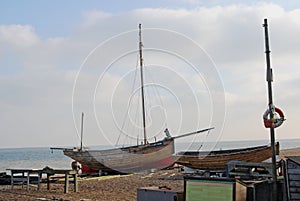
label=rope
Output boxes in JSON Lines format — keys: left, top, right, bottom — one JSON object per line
{"left": 116, "top": 53, "right": 148, "bottom": 146}
{"left": 144, "top": 64, "right": 168, "bottom": 129}
{"left": 196, "top": 129, "right": 211, "bottom": 151}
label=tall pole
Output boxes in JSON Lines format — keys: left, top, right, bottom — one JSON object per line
{"left": 139, "top": 24, "right": 148, "bottom": 145}
{"left": 263, "top": 18, "right": 278, "bottom": 201}
{"left": 80, "top": 112, "right": 84, "bottom": 150}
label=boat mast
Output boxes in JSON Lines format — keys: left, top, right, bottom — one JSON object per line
{"left": 80, "top": 112, "right": 84, "bottom": 150}
{"left": 139, "top": 24, "right": 148, "bottom": 145}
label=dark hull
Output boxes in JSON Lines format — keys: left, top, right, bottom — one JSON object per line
{"left": 174, "top": 142, "right": 279, "bottom": 170}
{"left": 64, "top": 139, "right": 175, "bottom": 174}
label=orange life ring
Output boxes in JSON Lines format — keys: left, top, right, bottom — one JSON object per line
{"left": 263, "top": 106, "right": 285, "bottom": 128}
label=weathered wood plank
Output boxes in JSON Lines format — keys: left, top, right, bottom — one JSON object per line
{"left": 290, "top": 192, "right": 300, "bottom": 199}
{"left": 288, "top": 169, "right": 300, "bottom": 174}
{"left": 289, "top": 174, "right": 300, "bottom": 181}
{"left": 289, "top": 181, "right": 300, "bottom": 187}
{"left": 289, "top": 188, "right": 300, "bottom": 193}
{"left": 11, "top": 178, "right": 27, "bottom": 182}
{"left": 285, "top": 158, "right": 300, "bottom": 201}
{"left": 288, "top": 161, "right": 299, "bottom": 169}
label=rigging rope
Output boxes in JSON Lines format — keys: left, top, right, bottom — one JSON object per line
{"left": 116, "top": 54, "right": 140, "bottom": 146}
{"left": 143, "top": 61, "right": 168, "bottom": 136}
{"left": 197, "top": 129, "right": 211, "bottom": 151}
{"left": 116, "top": 53, "right": 145, "bottom": 145}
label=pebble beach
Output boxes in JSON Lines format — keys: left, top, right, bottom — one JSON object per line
{"left": 0, "top": 168, "right": 183, "bottom": 201}
{"left": 0, "top": 147, "right": 299, "bottom": 201}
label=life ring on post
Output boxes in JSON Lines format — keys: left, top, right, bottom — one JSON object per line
{"left": 263, "top": 106, "right": 285, "bottom": 128}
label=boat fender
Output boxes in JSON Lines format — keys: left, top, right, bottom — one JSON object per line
{"left": 263, "top": 106, "right": 285, "bottom": 128}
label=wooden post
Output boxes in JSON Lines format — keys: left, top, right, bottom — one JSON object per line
{"left": 22, "top": 172, "right": 24, "bottom": 189}
{"left": 37, "top": 172, "right": 41, "bottom": 191}
{"left": 64, "top": 172, "right": 69, "bottom": 193}
{"left": 26, "top": 172, "right": 30, "bottom": 191}
{"left": 74, "top": 173, "right": 78, "bottom": 192}
{"left": 47, "top": 174, "right": 51, "bottom": 190}
{"left": 10, "top": 171, "right": 13, "bottom": 190}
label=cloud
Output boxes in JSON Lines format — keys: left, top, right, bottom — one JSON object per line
{"left": 81, "top": 10, "right": 113, "bottom": 28}
{"left": 0, "top": 25, "right": 39, "bottom": 47}
{"left": 1, "top": 3, "right": 299, "bottom": 147}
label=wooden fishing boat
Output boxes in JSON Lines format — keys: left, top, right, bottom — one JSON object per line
{"left": 63, "top": 138, "right": 174, "bottom": 174}
{"left": 62, "top": 128, "right": 212, "bottom": 174}
{"left": 55, "top": 24, "right": 213, "bottom": 174}
{"left": 174, "top": 142, "right": 279, "bottom": 170}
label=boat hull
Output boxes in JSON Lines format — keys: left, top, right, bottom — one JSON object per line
{"left": 174, "top": 142, "right": 279, "bottom": 170}
{"left": 64, "top": 139, "right": 175, "bottom": 174}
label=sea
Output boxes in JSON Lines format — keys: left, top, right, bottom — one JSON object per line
{"left": 1, "top": 138, "right": 300, "bottom": 173}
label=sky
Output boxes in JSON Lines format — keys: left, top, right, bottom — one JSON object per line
{"left": 0, "top": 0, "right": 300, "bottom": 148}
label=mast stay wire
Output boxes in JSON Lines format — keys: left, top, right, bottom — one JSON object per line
{"left": 143, "top": 59, "right": 168, "bottom": 139}
{"left": 116, "top": 54, "right": 140, "bottom": 146}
